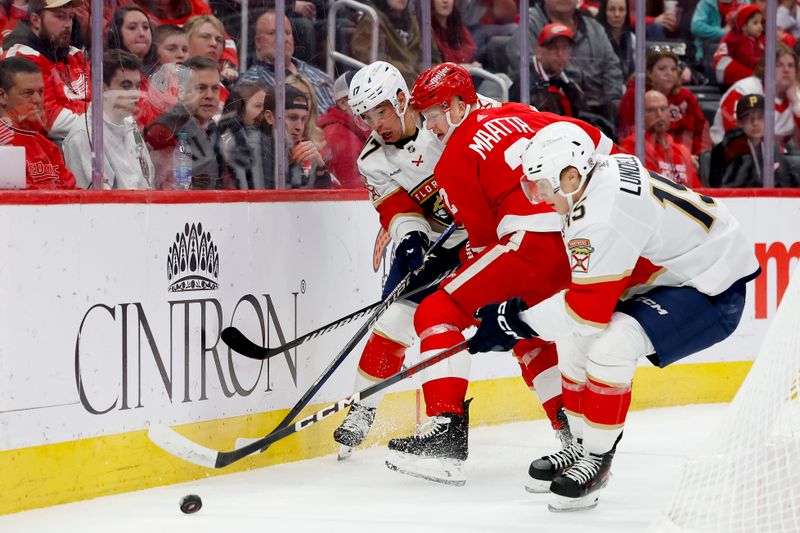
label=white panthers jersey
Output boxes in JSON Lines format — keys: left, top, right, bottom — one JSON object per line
{"left": 357, "top": 96, "right": 499, "bottom": 247}
{"left": 525, "top": 153, "right": 760, "bottom": 339}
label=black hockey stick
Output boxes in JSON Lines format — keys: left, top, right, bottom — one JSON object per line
{"left": 148, "top": 340, "right": 468, "bottom": 468}
{"left": 149, "top": 224, "right": 456, "bottom": 465}
{"left": 221, "top": 268, "right": 454, "bottom": 361}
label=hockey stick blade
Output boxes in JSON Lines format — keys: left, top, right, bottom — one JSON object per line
{"left": 148, "top": 340, "right": 468, "bottom": 469}
{"left": 223, "top": 228, "right": 458, "bottom": 361}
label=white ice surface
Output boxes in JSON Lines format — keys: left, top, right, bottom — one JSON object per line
{"left": 0, "top": 403, "right": 724, "bottom": 533}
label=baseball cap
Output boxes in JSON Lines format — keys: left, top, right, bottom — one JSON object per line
{"left": 29, "top": 0, "right": 81, "bottom": 15}
{"left": 736, "top": 93, "right": 765, "bottom": 120}
{"left": 285, "top": 85, "right": 310, "bottom": 111}
{"left": 538, "top": 23, "right": 575, "bottom": 47}
{"left": 333, "top": 70, "right": 356, "bottom": 101}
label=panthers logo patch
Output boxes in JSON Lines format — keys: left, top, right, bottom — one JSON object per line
{"left": 568, "top": 238, "right": 594, "bottom": 273}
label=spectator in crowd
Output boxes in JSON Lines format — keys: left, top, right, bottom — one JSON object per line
{"left": 1, "top": 0, "right": 89, "bottom": 140}
{"left": 218, "top": 82, "right": 273, "bottom": 189}
{"left": 240, "top": 10, "right": 334, "bottom": 113}
{"left": 153, "top": 24, "right": 188, "bottom": 66}
{"left": 131, "top": 0, "right": 239, "bottom": 71}
{"left": 506, "top": 0, "right": 623, "bottom": 119}
{"left": 621, "top": 90, "right": 700, "bottom": 187}
{"left": 183, "top": 14, "right": 237, "bottom": 83}
{"left": 512, "top": 23, "right": 585, "bottom": 116}
{"left": 710, "top": 93, "right": 800, "bottom": 187}
{"left": 262, "top": 84, "right": 331, "bottom": 189}
{"left": 351, "top": 0, "right": 441, "bottom": 85}
{"left": 596, "top": 0, "right": 634, "bottom": 81}
{"left": 286, "top": 72, "right": 324, "bottom": 149}
{"left": 619, "top": 50, "right": 709, "bottom": 155}
{"left": 690, "top": 0, "right": 742, "bottom": 62}
{"left": 144, "top": 56, "right": 225, "bottom": 189}
{"left": 0, "top": 1, "right": 30, "bottom": 46}
{"left": 62, "top": 50, "right": 154, "bottom": 189}
{"left": 107, "top": 6, "right": 159, "bottom": 75}
{"left": 460, "top": 0, "right": 518, "bottom": 50}
{"left": 432, "top": 0, "right": 479, "bottom": 66}
{"left": 712, "top": 4, "right": 764, "bottom": 86}
{"left": 643, "top": 0, "right": 679, "bottom": 39}
{"left": 778, "top": 0, "right": 800, "bottom": 40}
{"left": 712, "top": 43, "right": 800, "bottom": 146}
{"left": 0, "top": 56, "right": 76, "bottom": 189}
{"left": 317, "top": 70, "right": 368, "bottom": 188}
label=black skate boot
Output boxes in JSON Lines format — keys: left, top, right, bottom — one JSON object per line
{"left": 385, "top": 399, "right": 471, "bottom": 486}
{"left": 333, "top": 403, "right": 376, "bottom": 460}
{"left": 548, "top": 434, "right": 622, "bottom": 512}
{"left": 525, "top": 408, "right": 580, "bottom": 494}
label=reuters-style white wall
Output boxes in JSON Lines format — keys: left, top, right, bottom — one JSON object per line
{"left": 0, "top": 189, "right": 797, "bottom": 514}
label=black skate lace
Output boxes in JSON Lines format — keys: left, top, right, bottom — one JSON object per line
{"left": 565, "top": 454, "right": 603, "bottom": 485}
{"left": 547, "top": 441, "right": 584, "bottom": 469}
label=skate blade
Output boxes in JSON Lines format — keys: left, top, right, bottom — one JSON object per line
{"left": 337, "top": 445, "right": 353, "bottom": 461}
{"left": 524, "top": 478, "right": 552, "bottom": 494}
{"left": 548, "top": 493, "right": 600, "bottom": 512}
{"left": 385, "top": 451, "right": 466, "bottom": 487}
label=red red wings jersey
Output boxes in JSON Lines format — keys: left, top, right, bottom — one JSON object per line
{"left": 522, "top": 153, "right": 759, "bottom": 339}
{"left": 357, "top": 96, "right": 498, "bottom": 246}
{"left": 434, "top": 104, "right": 614, "bottom": 248}
{"left": 0, "top": 119, "right": 76, "bottom": 189}
{"left": 1, "top": 44, "right": 90, "bottom": 139}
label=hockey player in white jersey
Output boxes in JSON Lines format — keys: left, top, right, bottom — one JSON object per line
{"left": 332, "top": 61, "right": 472, "bottom": 459}
{"left": 466, "top": 122, "right": 761, "bottom": 511}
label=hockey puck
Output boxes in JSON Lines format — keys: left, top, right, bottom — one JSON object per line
{"left": 179, "top": 494, "right": 202, "bottom": 514}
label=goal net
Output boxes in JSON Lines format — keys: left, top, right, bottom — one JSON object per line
{"left": 650, "top": 265, "right": 800, "bottom": 533}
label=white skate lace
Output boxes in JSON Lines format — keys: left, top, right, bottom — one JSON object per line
{"left": 564, "top": 454, "right": 603, "bottom": 485}
{"left": 547, "top": 441, "right": 585, "bottom": 469}
{"left": 340, "top": 404, "right": 374, "bottom": 434}
{"left": 413, "top": 416, "right": 450, "bottom": 439}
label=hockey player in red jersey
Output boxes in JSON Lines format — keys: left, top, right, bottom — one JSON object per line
{"left": 331, "top": 61, "right": 474, "bottom": 460}
{"left": 383, "top": 63, "right": 614, "bottom": 486}
{"left": 467, "top": 122, "right": 760, "bottom": 511}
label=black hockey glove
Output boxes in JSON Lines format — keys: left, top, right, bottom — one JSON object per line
{"left": 382, "top": 231, "right": 431, "bottom": 299}
{"left": 467, "top": 297, "right": 537, "bottom": 354}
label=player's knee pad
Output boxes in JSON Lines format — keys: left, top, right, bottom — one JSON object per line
{"left": 358, "top": 333, "right": 407, "bottom": 380}
{"left": 373, "top": 299, "right": 417, "bottom": 347}
{"left": 414, "top": 290, "right": 472, "bottom": 334}
{"left": 556, "top": 335, "right": 591, "bottom": 384}
{"left": 585, "top": 312, "right": 654, "bottom": 385}
{"left": 514, "top": 340, "right": 561, "bottom": 403}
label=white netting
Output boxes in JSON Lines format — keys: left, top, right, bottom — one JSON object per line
{"left": 650, "top": 265, "right": 800, "bottom": 533}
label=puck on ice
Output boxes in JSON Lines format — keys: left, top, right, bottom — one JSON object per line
{"left": 179, "top": 494, "right": 202, "bottom": 514}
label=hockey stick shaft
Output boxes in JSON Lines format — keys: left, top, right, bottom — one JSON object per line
{"left": 254, "top": 223, "right": 456, "bottom": 445}
{"left": 222, "top": 267, "right": 455, "bottom": 361}
{"left": 148, "top": 340, "right": 469, "bottom": 468}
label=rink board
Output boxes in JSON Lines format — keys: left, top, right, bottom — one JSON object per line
{"left": 0, "top": 189, "right": 797, "bottom": 515}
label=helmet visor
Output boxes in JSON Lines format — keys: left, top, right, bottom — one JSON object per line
{"left": 521, "top": 177, "right": 556, "bottom": 205}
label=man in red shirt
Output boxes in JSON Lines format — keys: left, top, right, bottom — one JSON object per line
{"left": 384, "top": 63, "right": 613, "bottom": 487}
{"left": 1, "top": 0, "right": 90, "bottom": 140}
{"left": 0, "top": 56, "right": 76, "bottom": 189}
{"left": 621, "top": 90, "right": 701, "bottom": 188}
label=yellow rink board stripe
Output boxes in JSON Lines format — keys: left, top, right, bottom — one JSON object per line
{"left": 0, "top": 360, "right": 753, "bottom": 515}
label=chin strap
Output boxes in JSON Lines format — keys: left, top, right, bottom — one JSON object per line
{"left": 440, "top": 103, "right": 472, "bottom": 145}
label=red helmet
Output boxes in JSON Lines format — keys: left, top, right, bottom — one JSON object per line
{"left": 410, "top": 63, "right": 478, "bottom": 113}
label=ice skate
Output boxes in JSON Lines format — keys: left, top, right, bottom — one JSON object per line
{"left": 333, "top": 403, "right": 376, "bottom": 460}
{"left": 548, "top": 448, "right": 615, "bottom": 512}
{"left": 524, "top": 408, "right": 579, "bottom": 494}
{"left": 385, "top": 399, "right": 471, "bottom": 486}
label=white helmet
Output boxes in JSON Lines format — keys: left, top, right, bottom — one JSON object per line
{"left": 521, "top": 122, "right": 597, "bottom": 203}
{"left": 348, "top": 61, "right": 409, "bottom": 117}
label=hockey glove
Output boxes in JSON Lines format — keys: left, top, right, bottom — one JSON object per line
{"left": 382, "top": 231, "right": 431, "bottom": 299}
{"left": 467, "top": 297, "right": 537, "bottom": 354}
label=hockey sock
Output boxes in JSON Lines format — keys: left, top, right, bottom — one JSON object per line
{"left": 354, "top": 333, "right": 407, "bottom": 408}
{"left": 582, "top": 375, "right": 632, "bottom": 454}
{"left": 561, "top": 374, "right": 585, "bottom": 440}
{"left": 514, "top": 340, "right": 563, "bottom": 429}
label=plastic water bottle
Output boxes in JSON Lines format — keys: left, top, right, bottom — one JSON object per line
{"left": 173, "top": 132, "right": 192, "bottom": 190}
